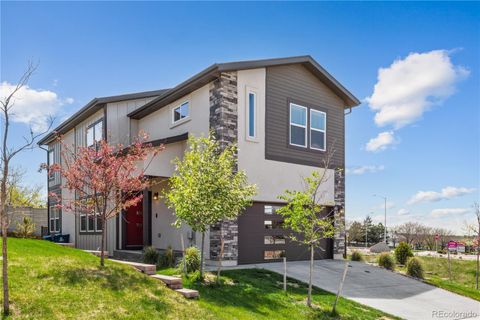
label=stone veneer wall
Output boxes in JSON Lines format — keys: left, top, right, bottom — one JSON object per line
{"left": 208, "top": 71, "right": 239, "bottom": 262}
{"left": 333, "top": 169, "right": 346, "bottom": 258}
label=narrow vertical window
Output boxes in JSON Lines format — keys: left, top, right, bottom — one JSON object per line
{"left": 247, "top": 92, "right": 256, "bottom": 139}
{"left": 289, "top": 103, "right": 307, "bottom": 147}
{"left": 310, "top": 110, "right": 326, "bottom": 151}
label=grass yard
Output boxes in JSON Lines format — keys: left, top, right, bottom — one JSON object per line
{"left": 350, "top": 252, "right": 480, "bottom": 301}
{"left": 2, "top": 238, "right": 396, "bottom": 319}
{"left": 158, "top": 268, "right": 398, "bottom": 320}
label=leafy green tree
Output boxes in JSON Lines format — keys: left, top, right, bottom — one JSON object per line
{"left": 277, "top": 167, "right": 339, "bottom": 308}
{"left": 347, "top": 221, "right": 363, "bottom": 244}
{"left": 14, "top": 216, "right": 35, "bottom": 238}
{"left": 165, "top": 134, "right": 256, "bottom": 278}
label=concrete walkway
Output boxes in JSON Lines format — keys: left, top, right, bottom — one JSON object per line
{"left": 218, "top": 260, "right": 480, "bottom": 320}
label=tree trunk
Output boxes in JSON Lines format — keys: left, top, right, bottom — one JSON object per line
{"left": 307, "top": 244, "right": 314, "bottom": 307}
{"left": 200, "top": 232, "right": 205, "bottom": 279}
{"left": 476, "top": 244, "right": 479, "bottom": 290}
{"left": 332, "top": 258, "right": 349, "bottom": 314}
{"left": 1, "top": 213, "right": 9, "bottom": 316}
{"left": 100, "top": 217, "right": 106, "bottom": 267}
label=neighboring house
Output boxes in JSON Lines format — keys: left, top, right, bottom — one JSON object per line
{"left": 38, "top": 56, "right": 360, "bottom": 265}
{"left": 7, "top": 206, "right": 48, "bottom": 237}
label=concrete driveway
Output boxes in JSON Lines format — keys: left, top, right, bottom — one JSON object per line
{"left": 249, "top": 260, "right": 479, "bottom": 320}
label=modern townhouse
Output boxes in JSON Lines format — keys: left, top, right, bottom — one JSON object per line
{"left": 39, "top": 56, "right": 360, "bottom": 265}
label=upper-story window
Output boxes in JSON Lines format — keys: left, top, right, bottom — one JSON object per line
{"left": 289, "top": 103, "right": 327, "bottom": 151}
{"left": 86, "top": 119, "right": 104, "bottom": 148}
{"left": 310, "top": 109, "right": 326, "bottom": 151}
{"left": 48, "top": 147, "right": 56, "bottom": 181}
{"left": 247, "top": 91, "right": 257, "bottom": 140}
{"left": 289, "top": 103, "right": 307, "bottom": 147}
{"left": 172, "top": 101, "right": 190, "bottom": 124}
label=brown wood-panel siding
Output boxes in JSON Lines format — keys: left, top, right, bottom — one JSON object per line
{"left": 238, "top": 202, "right": 333, "bottom": 264}
{"left": 265, "top": 64, "right": 345, "bottom": 168}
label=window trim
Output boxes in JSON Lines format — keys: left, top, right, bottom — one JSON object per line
{"left": 171, "top": 100, "right": 190, "bottom": 126}
{"left": 49, "top": 205, "right": 60, "bottom": 233}
{"left": 86, "top": 118, "right": 104, "bottom": 148}
{"left": 289, "top": 103, "right": 308, "bottom": 148}
{"left": 246, "top": 88, "right": 258, "bottom": 142}
{"left": 309, "top": 109, "right": 327, "bottom": 151}
{"left": 80, "top": 213, "right": 87, "bottom": 232}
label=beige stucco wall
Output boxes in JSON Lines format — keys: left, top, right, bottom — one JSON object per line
{"left": 143, "top": 141, "right": 187, "bottom": 178}
{"left": 150, "top": 182, "right": 208, "bottom": 253}
{"left": 237, "top": 68, "right": 335, "bottom": 204}
{"left": 137, "top": 85, "right": 210, "bottom": 141}
{"left": 61, "top": 129, "right": 76, "bottom": 243}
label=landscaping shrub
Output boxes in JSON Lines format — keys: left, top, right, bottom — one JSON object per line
{"left": 350, "top": 250, "right": 364, "bottom": 261}
{"left": 159, "top": 246, "right": 175, "bottom": 268}
{"left": 178, "top": 246, "right": 201, "bottom": 273}
{"left": 143, "top": 246, "right": 160, "bottom": 265}
{"left": 378, "top": 253, "right": 395, "bottom": 270}
{"left": 395, "top": 242, "right": 413, "bottom": 265}
{"left": 406, "top": 257, "right": 424, "bottom": 279}
{"left": 15, "top": 216, "right": 36, "bottom": 238}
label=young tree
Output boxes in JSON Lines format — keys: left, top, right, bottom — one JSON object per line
{"left": 277, "top": 152, "right": 340, "bottom": 308}
{"left": 469, "top": 202, "right": 480, "bottom": 290}
{"left": 347, "top": 221, "right": 363, "bottom": 245}
{"left": 48, "top": 133, "right": 162, "bottom": 267}
{"left": 0, "top": 62, "right": 51, "bottom": 316}
{"left": 165, "top": 134, "right": 256, "bottom": 278}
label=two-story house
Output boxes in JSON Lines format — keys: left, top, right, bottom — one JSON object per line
{"left": 39, "top": 56, "right": 360, "bottom": 265}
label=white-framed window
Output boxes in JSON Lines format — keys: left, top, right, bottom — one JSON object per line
{"left": 49, "top": 206, "right": 60, "bottom": 233}
{"left": 310, "top": 109, "right": 326, "bottom": 151}
{"left": 80, "top": 212, "right": 102, "bottom": 233}
{"left": 246, "top": 90, "right": 257, "bottom": 140}
{"left": 86, "top": 119, "right": 104, "bottom": 148}
{"left": 48, "top": 148, "right": 55, "bottom": 180}
{"left": 289, "top": 103, "right": 307, "bottom": 147}
{"left": 172, "top": 101, "right": 190, "bottom": 124}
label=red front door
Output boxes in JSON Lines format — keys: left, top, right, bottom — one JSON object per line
{"left": 125, "top": 201, "right": 143, "bottom": 247}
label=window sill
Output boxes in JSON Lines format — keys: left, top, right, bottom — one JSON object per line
{"left": 170, "top": 117, "right": 191, "bottom": 129}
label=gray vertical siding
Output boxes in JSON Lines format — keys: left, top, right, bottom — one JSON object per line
{"left": 48, "top": 140, "right": 61, "bottom": 188}
{"left": 265, "top": 64, "right": 345, "bottom": 168}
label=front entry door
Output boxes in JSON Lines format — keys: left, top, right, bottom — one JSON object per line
{"left": 125, "top": 201, "right": 143, "bottom": 247}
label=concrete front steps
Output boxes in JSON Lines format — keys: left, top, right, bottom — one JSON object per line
{"left": 150, "top": 274, "right": 199, "bottom": 299}
{"left": 109, "top": 259, "right": 156, "bottom": 275}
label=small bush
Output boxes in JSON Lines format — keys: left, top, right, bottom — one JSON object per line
{"left": 378, "top": 253, "right": 395, "bottom": 270}
{"left": 350, "top": 250, "right": 364, "bottom": 261}
{"left": 15, "top": 216, "right": 36, "bottom": 238}
{"left": 406, "top": 257, "right": 424, "bottom": 279}
{"left": 395, "top": 242, "right": 413, "bottom": 265}
{"left": 143, "top": 246, "right": 160, "bottom": 265}
{"left": 178, "top": 246, "right": 201, "bottom": 273}
{"left": 159, "top": 246, "right": 175, "bottom": 268}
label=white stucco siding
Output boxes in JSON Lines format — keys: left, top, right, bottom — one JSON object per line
{"left": 150, "top": 182, "right": 208, "bottom": 253}
{"left": 137, "top": 85, "right": 210, "bottom": 141}
{"left": 237, "top": 68, "right": 335, "bottom": 204}
{"left": 143, "top": 141, "right": 186, "bottom": 178}
{"left": 60, "top": 129, "right": 76, "bottom": 243}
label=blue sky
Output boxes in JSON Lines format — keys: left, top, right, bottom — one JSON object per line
{"left": 1, "top": 2, "right": 479, "bottom": 234}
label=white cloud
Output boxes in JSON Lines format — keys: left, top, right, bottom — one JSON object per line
{"left": 366, "top": 49, "right": 469, "bottom": 129}
{"left": 365, "top": 131, "right": 397, "bottom": 152}
{"left": 397, "top": 208, "right": 410, "bottom": 216}
{"left": 408, "top": 186, "right": 476, "bottom": 204}
{"left": 431, "top": 208, "right": 470, "bottom": 218}
{"left": 346, "top": 165, "right": 385, "bottom": 175}
{"left": 0, "top": 82, "right": 73, "bottom": 132}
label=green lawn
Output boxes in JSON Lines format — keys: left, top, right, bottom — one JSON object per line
{"left": 158, "top": 268, "right": 397, "bottom": 320}
{"left": 350, "top": 252, "right": 480, "bottom": 301}
{"left": 2, "top": 238, "right": 396, "bottom": 319}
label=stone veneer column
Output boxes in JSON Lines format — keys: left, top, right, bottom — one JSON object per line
{"left": 333, "top": 169, "right": 346, "bottom": 258}
{"left": 208, "top": 71, "right": 239, "bottom": 264}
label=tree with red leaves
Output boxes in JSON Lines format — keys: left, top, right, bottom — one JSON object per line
{"left": 47, "top": 132, "right": 163, "bottom": 267}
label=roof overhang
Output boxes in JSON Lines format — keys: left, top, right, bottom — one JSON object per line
{"left": 128, "top": 55, "right": 361, "bottom": 119}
